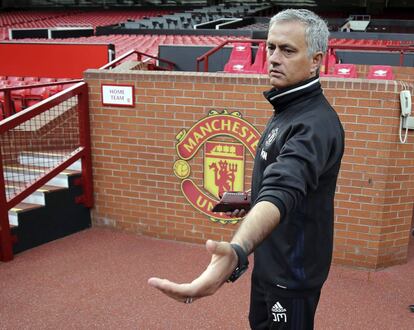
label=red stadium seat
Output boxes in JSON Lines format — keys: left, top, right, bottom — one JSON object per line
{"left": 39, "top": 77, "right": 57, "bottom": 83}
{"left": 25, "top": 86, "right": 50, "bottom": 108}
{"left": 7, "top": 76, "right": 23, "bottom": 83}
{"left": 10, "top": 81, "right": 27, "bottom": 113}
{"left": 333, "top": 63, "right": 358, "bottom": 78}
{"left": 367, "top": 65, "right": 395, "bottom": 80}
{"left": 245, "top": 42, "right": 266, "bottom": 74}
{"left": 39, "top": 77, "right": 62, "bottom": 94}
{"left": 24, "top": 76, "right": 39, "bottom": 83}
{"left": 0, "top": 91, "right": 4, "bottom": 120}
{"left": 224, "top": 42, "right": 252, "bottom": 73}
{"left": 50, "top": 78, "right": 73, "bottom": 94}
{"left": 320, "top": 49, "right": 337, "bottom": 74}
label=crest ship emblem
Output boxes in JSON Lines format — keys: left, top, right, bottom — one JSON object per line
{"left": 173, "top": 110, "right": 260, "bottom": 224}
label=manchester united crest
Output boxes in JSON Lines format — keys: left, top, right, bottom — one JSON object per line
{"left": 173, "top": 109, "right": 260, "bottom": 224}
{"left": 204, "top": 141, "right": 244, "bottom": 198}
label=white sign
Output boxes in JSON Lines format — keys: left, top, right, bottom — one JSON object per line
{"left": 101, "top": 84, "right": 134, "bottom": 107}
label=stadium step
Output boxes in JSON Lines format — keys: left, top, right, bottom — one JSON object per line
{"left": 3, "top": 164, "right": 81, "bottom": 188}
{"left": 6, "top": 184, "right": 67, "bottom": 226}
{"left": 8, "top": 202, "right": 43, "bottom": 227}
{"left": 6, "top": 180, "right": 67, "bottom": 205}
{"left": 3, "top": 151, "right": 90, "bottom": 254}
{"left": 18, "top": 151, "right": 82, "bottom": 171}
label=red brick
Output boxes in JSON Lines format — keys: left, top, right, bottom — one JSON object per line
{"left": 85, "top": 70, "right": 414, "bottom": 269}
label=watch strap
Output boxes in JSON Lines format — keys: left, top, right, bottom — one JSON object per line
{"left": 227, "top": 243, "right": 249, "bottom": 283}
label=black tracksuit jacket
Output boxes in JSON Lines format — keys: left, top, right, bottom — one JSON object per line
{"left": 251, "top": 76, "right": 344, "bottom": 294}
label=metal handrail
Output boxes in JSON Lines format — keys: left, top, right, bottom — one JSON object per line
{"left": 196, "top": 38, "right": 266, "bottom": 73}
{"left": 99, "top": 49, "right": 176, "bottom": 71}
{"left": 0, "top": 82, "right": 93, "bottom": 261}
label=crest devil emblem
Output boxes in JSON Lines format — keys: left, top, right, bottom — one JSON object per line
{"left": 173, "top": 109, "right": 260, "bottom": 224}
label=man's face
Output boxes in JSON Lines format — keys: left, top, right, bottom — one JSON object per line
{"left": 266, "top": 21, "right": 321, "bottom": 89}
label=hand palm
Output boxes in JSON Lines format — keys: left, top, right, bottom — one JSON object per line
{"left": 148, "top": 240, "right": 237, "bottom": 303}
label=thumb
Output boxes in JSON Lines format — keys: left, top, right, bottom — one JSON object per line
{"left": 205, "top": 240, "right": 232, "bottom": 257}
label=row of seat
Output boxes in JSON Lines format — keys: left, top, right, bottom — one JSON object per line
{"left": 0, "top": 10, "right": 80, "bottom": 27}
{"left": 133, "top": 4, "right": 268, "bottom": 30}
{"left": 0, "top": 9, "right": 176, "bottom": 41}
{"left": 329, "top": 38, "right": 414, "bottom": 46}
{"left": 0, "top": 77, "right": 75, "bottom": 118}
{"left": 0, "top": 9, "right": 173, "bottom": 28}
{"left": 9, "top": 34, "right": 238, "bottom": 58}
{"left": 222, "top": 42, "right": 397, "bottom": 80}
{"left": 7, "top": 10, "right": 176, "bottom": 31}
{"left": 321, "top": 64, "right": 395, "bottom": 80}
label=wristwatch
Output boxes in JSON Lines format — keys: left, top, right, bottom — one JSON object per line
{"left": 227, "top": 243, "right": 249, "bottom": 283}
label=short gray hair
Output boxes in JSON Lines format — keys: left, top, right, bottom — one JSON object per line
{"left": 269, "top": 9, "right": 329, "bottom": 58}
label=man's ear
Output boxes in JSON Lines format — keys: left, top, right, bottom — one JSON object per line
{"left": 311, "top": 52, "right": 324, "bottom": 74}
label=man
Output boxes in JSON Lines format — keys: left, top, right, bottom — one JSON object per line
{"left": 148, "top": 9, "right": 344, "bottom": 329}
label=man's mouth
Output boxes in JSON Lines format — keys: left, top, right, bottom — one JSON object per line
{"left": 270, "top": 70, "right": 283, "bottom": 76}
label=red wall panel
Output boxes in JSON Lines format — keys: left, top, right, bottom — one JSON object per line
{"left": 0, "top": 42, "right": 111, "bottom": 78}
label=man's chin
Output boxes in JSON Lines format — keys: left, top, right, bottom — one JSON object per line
{"left": 269, "top": 77, "right": 288, "bottom": 89}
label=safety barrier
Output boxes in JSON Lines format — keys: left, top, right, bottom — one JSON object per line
{"left": 99, "top": 49, "right": 176, "bottom": 71}
{"left": 0, "top": 82, "right": 93, "bottom": 261}
{"left": 196, "top": 38, "right": 265, "bottom": 73}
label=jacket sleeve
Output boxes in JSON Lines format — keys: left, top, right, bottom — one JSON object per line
{"left": 255, "top": 116, "right": 338, "bottom": 221}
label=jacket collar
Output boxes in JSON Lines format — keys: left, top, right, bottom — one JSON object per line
{"left": 263, "top": 76, "right": 321, "bottom": 113}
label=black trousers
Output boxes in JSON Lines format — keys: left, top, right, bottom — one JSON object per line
{"left": 249, "top": 278, "right": 321, "bottom": 330}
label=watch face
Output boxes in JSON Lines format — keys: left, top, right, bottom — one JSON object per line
{"left": 228, "top": 265, "right": 248, "bottom": 283}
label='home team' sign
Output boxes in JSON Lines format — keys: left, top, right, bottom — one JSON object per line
{"left": 101, "top": 84, "right": 134, "bottom": 107}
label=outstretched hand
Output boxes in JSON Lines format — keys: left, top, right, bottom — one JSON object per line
{"left": 147, "top": 240, "right": 237, "bottom": 304}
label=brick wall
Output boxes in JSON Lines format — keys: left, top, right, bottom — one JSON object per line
{"left": 84, "top": 69, "right": 414, "bottom": 270}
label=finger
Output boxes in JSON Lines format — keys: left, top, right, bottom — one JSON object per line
{"left": 147, "top": 277, "right": 166, "bottom": 289}
{"left": 235, "top": 209, "right": 246, "bottom": 217}
{"left": 148, "top": 277, "right": 190, "bottom": 294}
{"left": 225, "top": 209, "right": 246, "bottom": 218}
{"left": 225, "top": 209, "right": 241, "bottom": 218}
{"left": 231, "top": 209, "right": 240, "bottom": 217}
{"left": 148, "top": 277, "right": 194, "bottom": 301}
{"left": 148, "top": 241, "right": 237, "bottom": 302}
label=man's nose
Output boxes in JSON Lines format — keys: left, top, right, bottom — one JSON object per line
{"left": 268, "top": 49, "right": 281, "bottom": 64}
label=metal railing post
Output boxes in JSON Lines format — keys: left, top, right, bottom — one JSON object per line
{"left": 3, "top": 90, "right": 13, "bottom": 118}
{"left": 0, "top": 152, "right": 14, "bottom": 262}
{"left": 324, "top": 48, "right": 330, "bottom": 74}
{"left": 77, "top": 83, "right": 94, "bottom": 208}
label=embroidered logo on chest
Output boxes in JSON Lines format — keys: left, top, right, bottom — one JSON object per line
{"left": 265, "top": 128, "right": 279, "bottom": 147}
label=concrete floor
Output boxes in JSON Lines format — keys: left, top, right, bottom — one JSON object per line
{"left": 0, "top": 227, "right": 413, "bottom": 329}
